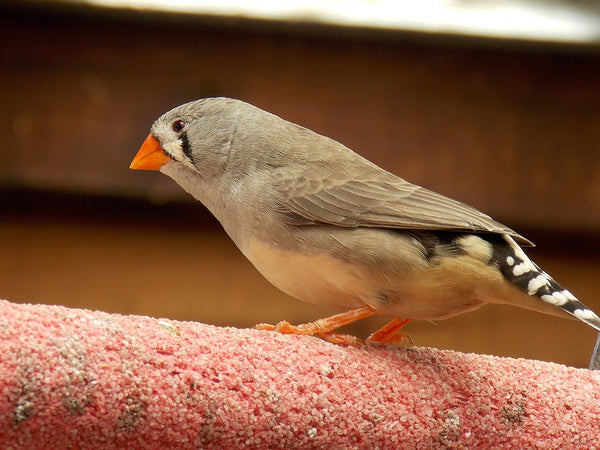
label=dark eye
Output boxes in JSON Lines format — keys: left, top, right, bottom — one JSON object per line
{"left": 172, "top": 120, "right": 185, "bottom": 133}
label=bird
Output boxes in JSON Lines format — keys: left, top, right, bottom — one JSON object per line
{"left": 130, "top": 97, "right": 600, "bottom": 346}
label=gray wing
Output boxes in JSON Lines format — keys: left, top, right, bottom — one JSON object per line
{"left": 274, "top": 166, "right": 533, "bottom": 247}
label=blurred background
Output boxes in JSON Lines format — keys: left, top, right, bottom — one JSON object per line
{"left": 1, "top": 0, "right": 600, "bottom": 367}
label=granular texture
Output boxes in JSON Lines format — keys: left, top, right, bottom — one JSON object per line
{"left": 0, "top": 300, "right": 599, "bottom": 449}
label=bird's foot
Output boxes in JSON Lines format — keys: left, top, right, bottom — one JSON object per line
{"left": 255, "top": 322, "right": 364, "bottom": 347}
{"left": 254, "top": 305, "right": 377, "bottom": 347}
{"left": 316, "top": 332, "right": 364, "bottom": 347}
{"left": 254, "top": 320, "right": 300, "bottom": 333}
{"left": 366, "top": 317, "right": 413, "bottom": 345}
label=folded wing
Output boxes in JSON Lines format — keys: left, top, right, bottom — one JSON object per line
{"left": 274, "top": 166, "right": 532, "bottom": 246}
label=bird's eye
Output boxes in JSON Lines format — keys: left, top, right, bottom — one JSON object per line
{"left": 172, "top": 120, "right": 186, "bottom": 133}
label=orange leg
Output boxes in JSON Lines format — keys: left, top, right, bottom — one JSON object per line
{"left": 366, "top": 317, "right": 412, "bottom": 345}
{"left": 255, "top": 305, "right": 377, "bottom": 346}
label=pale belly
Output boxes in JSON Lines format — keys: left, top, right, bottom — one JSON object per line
{"left": 243, "top": 239, "right": 514, "bottom": 320}
{"left": 245, "top": 239, "right": 378, "bottom": 310}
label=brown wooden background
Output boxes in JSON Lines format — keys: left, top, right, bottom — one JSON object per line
{"left": 2, "top": 3, "right": 600, "bottom": 367}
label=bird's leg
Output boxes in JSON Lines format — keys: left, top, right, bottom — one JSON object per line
{"left": 255, "top": 305, "right": 377, "bottom": 346}
{"left": 366, "top": 318, "right": 412, "bottom": 345}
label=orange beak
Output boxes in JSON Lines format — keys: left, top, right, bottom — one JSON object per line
{"left": 130, "top": 134, "right": 172, "bottom": 170}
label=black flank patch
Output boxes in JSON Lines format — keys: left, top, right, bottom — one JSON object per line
{"left": 411, "top": 231, "right": 467, "bottom": 262}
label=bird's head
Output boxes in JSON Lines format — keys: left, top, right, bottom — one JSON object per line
{"left": 130, "top": 97, "right": 246, "bottom": 179}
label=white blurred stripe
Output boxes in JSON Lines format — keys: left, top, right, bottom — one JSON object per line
{"left": 80, "top": 0, "right": 600, "bottom": 44}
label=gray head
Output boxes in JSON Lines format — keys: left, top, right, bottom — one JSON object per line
{"left": 149, "top": 97, "right": 260, "bottom": 178}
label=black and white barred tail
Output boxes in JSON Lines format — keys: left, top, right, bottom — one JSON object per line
{"left": 488, "top": 234, "right": 600, "bottom": 332}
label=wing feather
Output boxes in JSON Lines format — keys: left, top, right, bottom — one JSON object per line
{"left": 275, "top": 166, "right": 532, "bottom": 246}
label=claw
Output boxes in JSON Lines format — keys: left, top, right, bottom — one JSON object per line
{"left": 255, "top": 322, "right": 277, "bottom": 331}
{"left": 317, "top": 332, "right": 365, "bottom": 347}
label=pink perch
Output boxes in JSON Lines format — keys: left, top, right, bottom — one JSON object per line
{"left": 1, "top": 299, "right": 599, "bottom": 448}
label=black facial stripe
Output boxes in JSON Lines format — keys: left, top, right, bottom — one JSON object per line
{"left": 180, "top": 132, "right": 194, "bottom": 164}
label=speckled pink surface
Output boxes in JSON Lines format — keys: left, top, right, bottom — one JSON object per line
{"left": 1, "top": 300, "right": 599, "bottom": 449}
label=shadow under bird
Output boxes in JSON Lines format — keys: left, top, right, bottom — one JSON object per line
{"left": 130, "top": 97, "right": 600, "bottom": 345}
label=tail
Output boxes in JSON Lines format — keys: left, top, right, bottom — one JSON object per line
{"left": 488, "top": 234, "right": 600, "bottom": 332}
